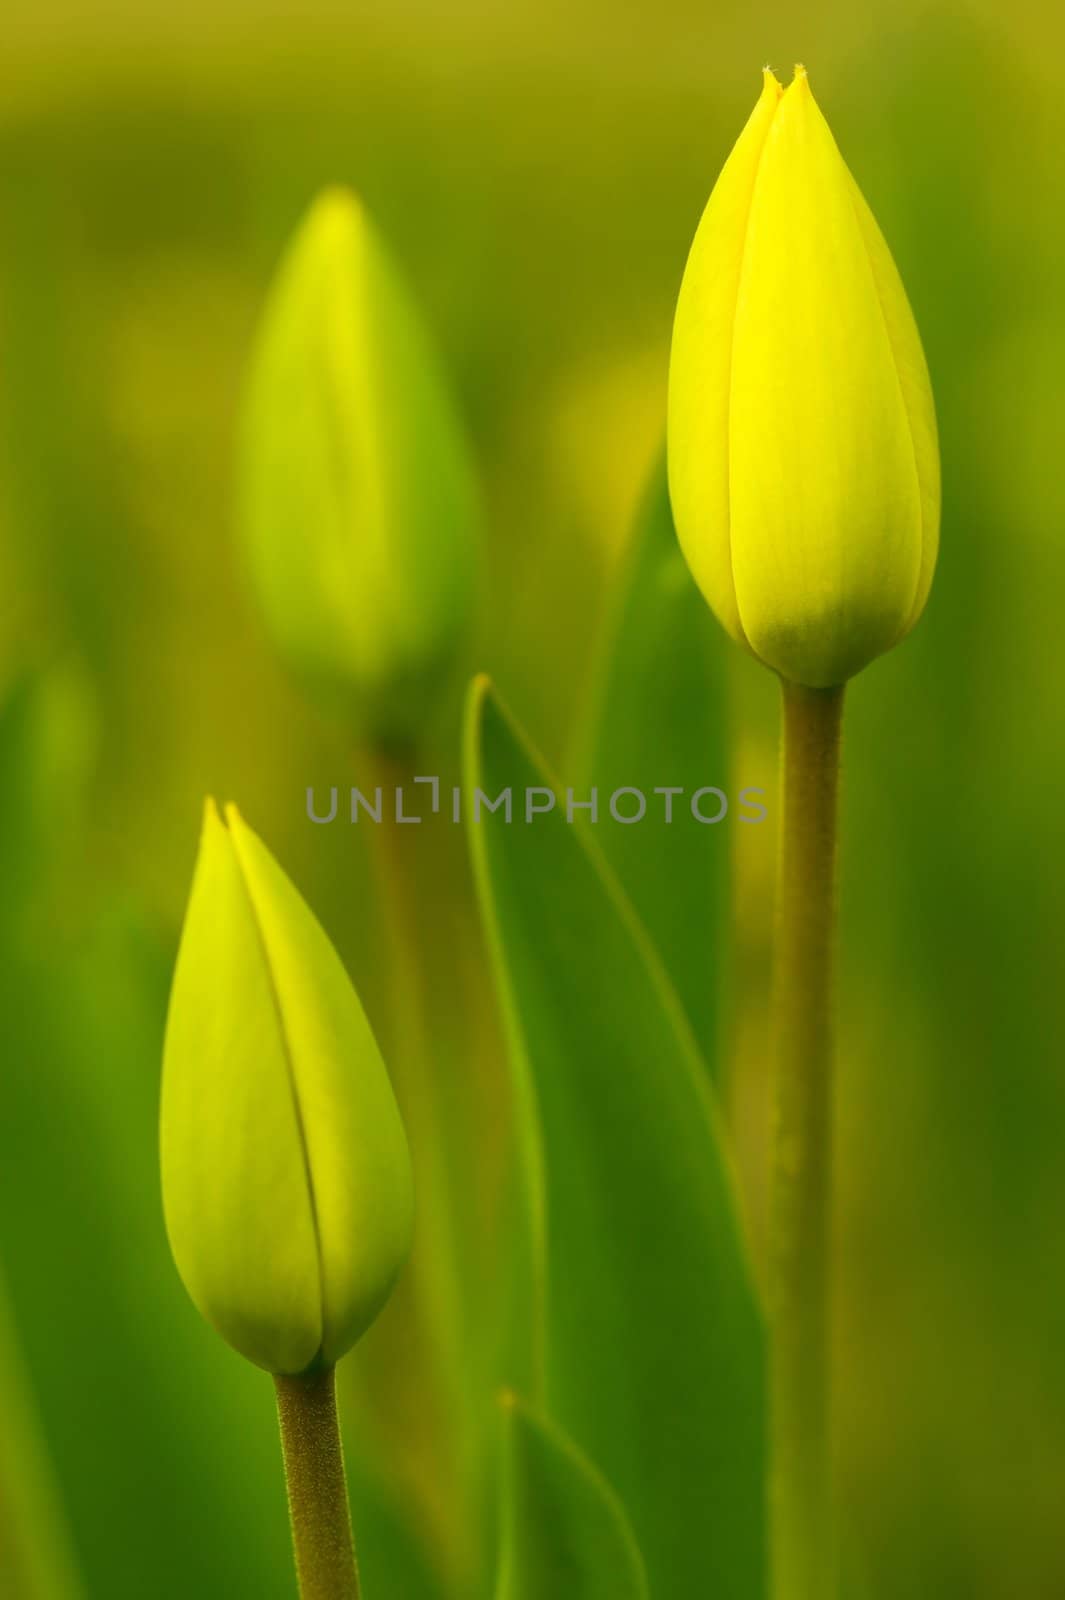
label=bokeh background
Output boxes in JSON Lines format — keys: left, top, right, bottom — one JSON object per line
{"left": 2, "top": 1, "right": 1064, "bottom": 1597}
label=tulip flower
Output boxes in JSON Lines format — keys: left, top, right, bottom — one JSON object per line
{"left": 668, "top": 66, "right": 939, "bottom": 687}
{"left": 160, "top": 799, "right": 413, "bottom": 1377}
{"left": 239, "top": 187, "right": 478, "bottom": 742}
{"left": 670, "top": 69, "right": 942, "bottom": 1600}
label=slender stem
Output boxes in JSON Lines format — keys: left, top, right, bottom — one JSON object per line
{"left": 352, "top": 744, "right": 469, "bottom": 1578}
{"left": 359, "top": 743, "right": 464, "bottom": 1392}
{"left": 769, "top": 679, "right": 844, "bottom": 1600}
{"left": 275, "top": 1366, "right": 360, "bottom": 1600}
{"left": 359, "top": 746, "right": 430, "bottom": 1104}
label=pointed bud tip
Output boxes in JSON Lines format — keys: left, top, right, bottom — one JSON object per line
{"left": 201, "top": 796, "right": 229, "bottom": 842}
{"left": 309, "top": 182, "right": 362, "bottom": 220}
{"left": 762, "top": 66, "right": 784, "bottom": 99}
{"left": 302, "top": 185, "right": 368, "bottom": 253}
{"left": 202, "top": 797, "right": 248, "bottom": 837}
{"left": 774, "top": 62, "right": 816, "bottom": 127}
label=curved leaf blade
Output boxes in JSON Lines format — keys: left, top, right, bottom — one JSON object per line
{"left": 464, "top": 678, "right": 767, "bottom": 1600}
{"left": 495, "top": 1394, "right": 649, "bottom": 1600}
{"left": 0, "top": 1264, "right": 84, "bottom": 1600}
{"left": 575, "top": 459, "right": 731, "bottom": 1071}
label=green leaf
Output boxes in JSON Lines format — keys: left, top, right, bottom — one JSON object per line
{"left": 464, "top": 678, "right": 767, "bottom": 1600}
{"left": 343, "top": 1444, "right": 449, "bottom": 1600}
{"left": 575, "top": 459, "right": 730, "bottom": 1070}
{"left": 0, "top": 663, "right": 97, "bottom": 944}
{"left": 0, "top": 909, "right": 296, "bottom": 1598}
{"left": 495, "top": 1395, "right": 649, "bottom": 1600}
{"left": 0, "top": 1263, "right": 84, "bottom": 1599}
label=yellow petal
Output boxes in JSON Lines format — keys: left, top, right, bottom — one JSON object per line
{"left": 161, "top": 802, "right": 413, "bottom": 1373}
{"left": 225, "top": 805, "right": 413, "bottom": 1364}
{"left": 161, "top": 800, "right": 322, "bottom": 1373}
{"left": 240, "top": 187, "right": 478, "bottom": 739}
{"left": 846, "top": 175, "right": 940, "bottom": 635}
{"left": 728, "top": 68, "right": 924, "bottom": 684}
{"left": 668, "top": 69, "right": 783, "bottom": 645}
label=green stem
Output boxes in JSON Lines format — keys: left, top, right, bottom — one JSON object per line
{"left": 361, "top": 742, "right": 464, "bottom": 1373}
{"left": 769, "top": 680, "right": 844, "bottom": 1600}
{"left": 354, "top": 744, "right": 469, "bottom": 1579}
{"left": 275, "top": 1366, "right": 360, "bottom": 1600}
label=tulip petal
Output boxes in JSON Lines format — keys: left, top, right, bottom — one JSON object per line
{"left": 240, "top": 189, "right": 478, "bottom": 739}
{"left": 728, "top": 69, "right": 924, "bottom": 684}
{"left": 162, "top": 803, "right": 413, "bottom": 1374}
{"left": 668, "top": 69, "right": 782, "bottom": 646}
{"left": 161, "top": 801, "right": 322, "bottom": 1374}
{"left": 846, "top": 177, "right": 940, "bottom": 635}
{"left": 224, "top": 807, "right": 414, "bottom": 1365}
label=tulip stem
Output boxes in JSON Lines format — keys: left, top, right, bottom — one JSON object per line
{"left": 769, "top": 680, "right": 844, "bottom": 1600}
{"left": 356, "top": 744, "right": 469, "bottom": 1577}
{"left": 275, "top": 1366, "right": 361, "bottom": 1600}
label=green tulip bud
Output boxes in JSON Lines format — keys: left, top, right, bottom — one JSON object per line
{"left": 239, "top": 187, "right": 478, "bottom": 741}
{"left": 160, "top": 800, "right": 413, "bottom": 1375}
{"left": 668, "top": 67, "right": 940, "bottom": 686}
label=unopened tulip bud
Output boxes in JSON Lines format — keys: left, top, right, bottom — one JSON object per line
{"left": 240, "top": 187, "right": 478, "bottom": 740}
{"left": 161, "top": 800, "right": 413, "bottom": 1375}
{"left": 668, "top": 67, "right": 939, "bottom": 686}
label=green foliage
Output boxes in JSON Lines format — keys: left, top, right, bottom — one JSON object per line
{"left": 0, "top": 664, "right": 96, "bottom": 941}
{"left": 0, "top": 910, "right": 296, "bottom": 1598}
{"left": 464, "top": 677, "right": 767, "bottom": 1600}
{"left": 0, "top": 1268, "right": 83, "bottom": 1600}
{"left": 576, "top": 460, "right": 730, "bottom": 1069}
{"left": 0, "top": 682, "right": 427, "bottom": 1597}
{"left": 494, "top": 1395, "right": 649, "bottom": 1600}
{"left": 343, "top": 1449, "right": 450, "bottom": 1600}
{"left": 1, "top": 17, "right": 1063, "bottom": 1598}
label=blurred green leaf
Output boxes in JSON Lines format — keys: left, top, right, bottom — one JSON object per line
{"left": 463, "top": 678, "right": 766, "bottom": 1600}
{"left": 0, "top": 1264, "right": 83, "bottom": 1600}
{"left": 0, "top": 908, "right": 295, "bottom": 1598}
{"left": 575, "top": 458, "right": 729, "bottom": 1070}
{"left": 0, "top": 663, "right": 97, "bottom": 942}
{"left": 344, "top": 1445, "right": 449, "bottom": 1600}
{"left": 494, "top": 1394, "right": 648, "bottom": 1600}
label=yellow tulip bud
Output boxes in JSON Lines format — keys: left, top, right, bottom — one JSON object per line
{"left": 160, "top": 801, "right": 413, "bottom": 1375}
{"left": 668, "top": 67, "right": 939, "bottom": 686}
{"left": 240, "top": 187, "right": 478, "bottom": 740}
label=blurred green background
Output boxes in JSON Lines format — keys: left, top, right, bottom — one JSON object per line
{"left": 2, "top": 1, "right": 1064, "bottom": 1596}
